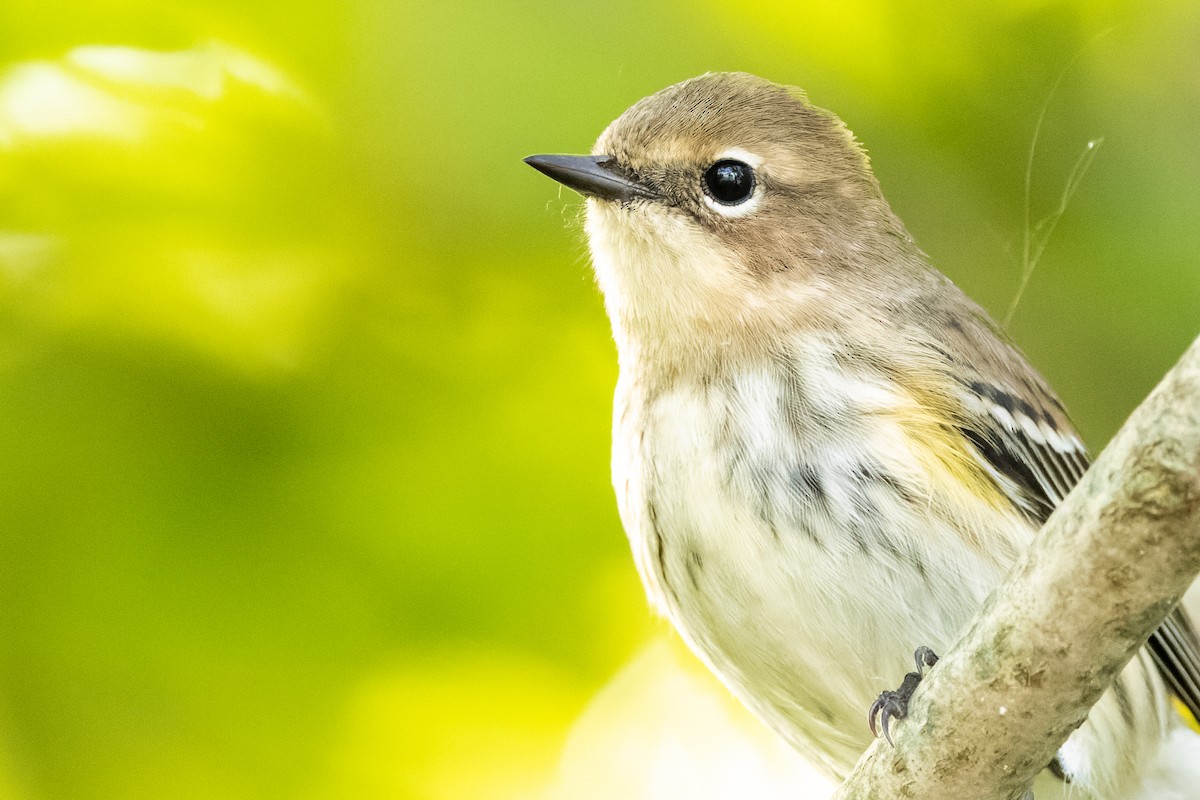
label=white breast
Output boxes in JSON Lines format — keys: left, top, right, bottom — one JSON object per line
{"left": 611, "top": 348, "right": 1027, "bottom": 776}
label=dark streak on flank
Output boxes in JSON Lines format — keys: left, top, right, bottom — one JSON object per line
{"left": 1112, "top": 676, "right": 1135, "bottom": 727}
{"left": 911, "top": 551, "right": 928, "bottom": 581}
{"left": 784, "top": 465, "right": 830, "bottom": 548}
{"left": 758, "top": 482, "right": 783, "bottom": 543}
{"left": 846, "top": 524, "right": 871, "bottom": 555}
{"left": 878, "top": 510, "right": 926, "bottom": 577}
{"left": 646, "top": 496, "right": 680, "bottom": 607}
{"left": 854, "top": 463, "right": 918, "bottom": 506}
{"left": 850, "top": 463, "right": 931, "bottom": 577}
{"left": 686, "top": 549, "right": 704, "bottom": 590}
{"left": 789, "top": 464, "right": 825, "bottom": 506}
{"left": 1144, "top": 661, "right": 1163, "bottom": 730}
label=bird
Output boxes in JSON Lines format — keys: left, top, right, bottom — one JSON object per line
{"left": 524, "top": 72, "right": 1200, "bottom": 798}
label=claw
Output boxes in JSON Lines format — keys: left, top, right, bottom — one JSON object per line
{"left": 868, "top": 689, "right": 908, "bottom": 745}
{"left": 914, "top": 645, "right": 939, "bottom": 671}
{"left": 867, "top": 646, "right": 940, "bottom": 746}
{"left": 867, "top": 695, "right": 884, "bottom": 737}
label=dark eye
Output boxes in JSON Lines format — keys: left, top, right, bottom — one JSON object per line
{"left": 703, "top": 159, "right": 755, "bottom": 205}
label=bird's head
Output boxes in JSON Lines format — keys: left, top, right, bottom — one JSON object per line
{"left": 527, "top": 72, "right": 918, "bottom": 362}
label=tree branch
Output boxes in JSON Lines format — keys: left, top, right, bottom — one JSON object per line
{"left": 834, "top": 335, "right": 1200, "bottom": 800}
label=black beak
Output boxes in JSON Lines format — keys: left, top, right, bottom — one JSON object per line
{"left": 524, "top": 154, "right": 656, "bottom": 203}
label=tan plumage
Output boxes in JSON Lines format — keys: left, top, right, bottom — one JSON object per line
{"left": 528, "top": 72, "right": 1200, "bottom": 798}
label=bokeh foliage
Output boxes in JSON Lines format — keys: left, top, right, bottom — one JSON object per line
{"left": 0, "top": 1, "right": 1197, "bottom": 798}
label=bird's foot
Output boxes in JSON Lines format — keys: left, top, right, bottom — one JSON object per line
{"left": 868, "top": 646, "right": 939, "bottom": 745}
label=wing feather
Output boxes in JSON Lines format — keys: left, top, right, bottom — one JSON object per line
{"left": 929, "top": 319, "right": 1200, "bottom": 725}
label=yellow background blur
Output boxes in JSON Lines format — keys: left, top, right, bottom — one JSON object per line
{"left": 0, "top": 1, "right": 1198, "bottom": 798}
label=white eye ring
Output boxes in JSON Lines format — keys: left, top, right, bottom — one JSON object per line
{"left": 701, "top": 148, "right": 764, "bottom": 218}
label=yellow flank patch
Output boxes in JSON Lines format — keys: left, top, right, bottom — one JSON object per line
{"left": 880, "top": 388, "right": 1017, "bottom": 550}
{"left": 1174, "top": 697, "right": 1200, "bottom": 733}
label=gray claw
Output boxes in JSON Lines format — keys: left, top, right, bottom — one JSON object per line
{"left": 867, "top": 646, "right": 940, "bottom": 746}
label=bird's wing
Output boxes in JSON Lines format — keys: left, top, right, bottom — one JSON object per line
{"left": 934, "top": 313, "right": 1200, "bottom": 724}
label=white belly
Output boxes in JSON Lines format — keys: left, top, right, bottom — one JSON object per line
{"left": 612, "top": 365, "right": 1029, "bottom": 777}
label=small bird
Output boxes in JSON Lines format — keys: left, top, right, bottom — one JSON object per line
{"left": 525, "top": 73, "right": 1200, "bottom": 798}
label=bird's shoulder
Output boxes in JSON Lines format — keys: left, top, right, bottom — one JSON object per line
{"left": 913, "top": 294, "right": 1089, "bottom": 521}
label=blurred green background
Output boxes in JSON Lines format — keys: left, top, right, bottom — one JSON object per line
{"left": 0, "top": 1, "right": 1197, "bottom": 798}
